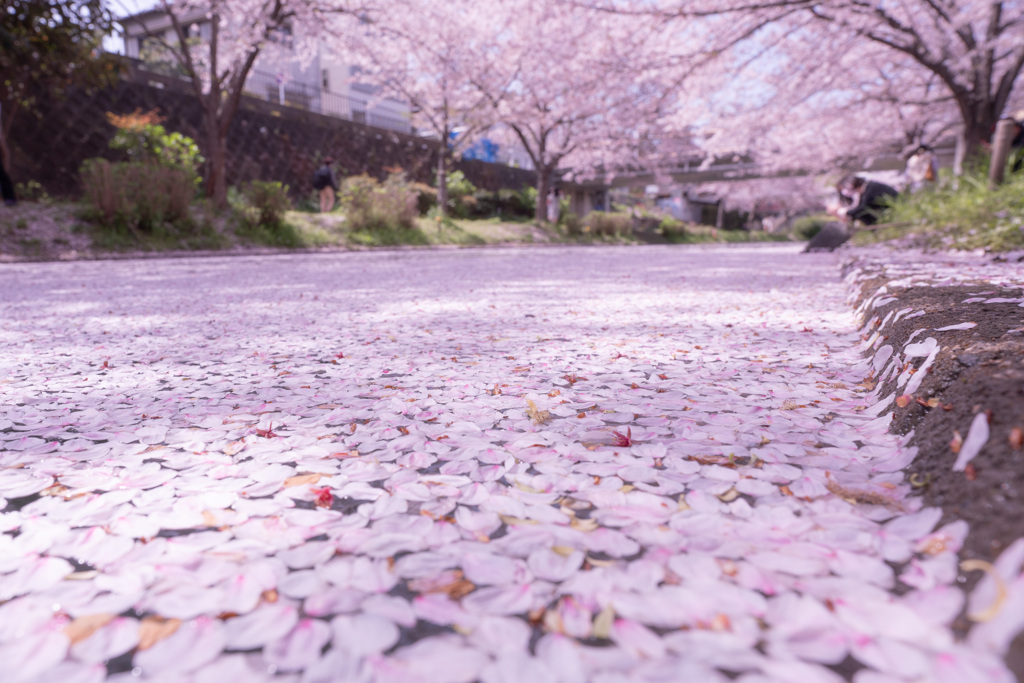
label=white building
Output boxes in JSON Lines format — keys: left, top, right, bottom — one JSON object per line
{"left": 119, "top": 9, "right": 411, "bottom": 133}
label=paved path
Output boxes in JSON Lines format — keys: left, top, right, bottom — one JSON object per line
{"left": 0, "top": 245, "right": 1012, "bottom": 682}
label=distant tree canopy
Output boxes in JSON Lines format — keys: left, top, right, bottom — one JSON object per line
{"left": 0, "top": 0, "right": 118, "bottom": 149}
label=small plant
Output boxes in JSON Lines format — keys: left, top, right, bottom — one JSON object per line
{"left": 561, "top": 211, "right": 583, "bottom": 236}
{"left": 584, "top": 211, "right": 632, "bottom": 237}
{"left": 411, "top": 182, "right": 438, "bottom": 215}
{"left": 243, "top": 181, "right": 291, "bottom": 227}
{"left": 14, "top": 180, "right": 49, "bottom": 203}
{"left": 658, "top": 217, "right": 689, "bottom": 242}
{"left": 106, "top": 109, "right": 204, "bottom": 187}
{"left": 439, "top": 170, "right": 479, "bottom": 218}
{"left": 339, "top": 172, "right": 418, "bottom": 231}
{"left": 79, "top": 159, "right": 194, "bottom": 234}
{"left": 230, "top": 182, "right": 301, "bottom": 247}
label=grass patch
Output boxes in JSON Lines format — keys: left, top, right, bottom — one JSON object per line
{"left": 852, "top": 171, "right": 1024, "bottom": 251}
{"left": 661, "top": 221, "right": 793, "bottom": 244}
{"left": 348, "top": 224, "right": 432, "bottom": 247}
{"left": 85, "top": 214, "right": 229, "bottom": 252}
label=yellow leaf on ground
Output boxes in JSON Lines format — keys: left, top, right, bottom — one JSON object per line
{"left": 283, "top": 473, "right": 322, "bottom": 488}
{"left": 64, "top": 614, "right": 115, "bottom": 644}
{"left": 570, "top": 517, "right": 599, "bottom": 532}
{"left": 513, "top": 480, "right": 543, "bottom": 494}
{"left": 138, "top": 617, "right": 182, "bottom": 651}
{"left": 592, "top": 605, "right": 615, "bottom": 639}
{"left": 499, "top": 515, "right": 538, "bottom": 526}
{"left": 717, "top": 488, "right": 740, "bottom": 502}
{"left": 526, "top": 399, "right": 551, "bottom": 425}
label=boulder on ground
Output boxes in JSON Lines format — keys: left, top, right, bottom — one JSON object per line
{"left": 803, "top": 222, "right": 850, "bottom": 253}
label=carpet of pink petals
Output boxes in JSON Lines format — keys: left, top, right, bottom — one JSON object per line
{"left": 0, "top": 244, "right": 1021, "bottom": 683}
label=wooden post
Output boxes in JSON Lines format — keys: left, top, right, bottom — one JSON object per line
{"left": 953, "top": 128, "right": 966, "bottom": 178}
{"left": 989, "top": 118, "right": 1017, "bottom": 188}
{"left": 714, "top": 199, "right": 724, "bottom": 238}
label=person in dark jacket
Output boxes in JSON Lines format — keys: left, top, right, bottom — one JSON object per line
{"left": 835, "top": 175, "right": 898, "bottom": 226}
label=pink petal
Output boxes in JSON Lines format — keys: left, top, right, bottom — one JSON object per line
{"left": 264, "top": 618, "right": 332, "bottom": 672}
{"left": 331, "top": 614, "right": 400, "bottom": 657}
{"left": 0, "top": 629, "right": 69, "bottom": 682}
{"left": 223, "top": 603, "right": 299, "bottom": 650}
{"left": 952, "top": 413, "right": 990, "bottom": 471}
{"left": 134, "top": 616, "right": 226, "bottom": 676}
{"left": 610, "top": 618, "right": 666, "bottom": 658}
{"left": 461, "top": 584, "right": 534, "bottom": 616}
{"left": 527, "top": 548, "right": 584, "bottom": 582}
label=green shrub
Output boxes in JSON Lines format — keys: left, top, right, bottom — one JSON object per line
{"left": 440, "top": 170, "right": 479, "bottom": 218}
{"left": 243, "top": 181, "right": 291, "bottom": 227}
{"left": 80, "top": 159, "right": 194, "bottom": 232}
{"left": 562, "top": 211, "right": 582, "bottom": 236}
{"left": 106, "top": 111, "right": 204, "bottom": 188}
{"left": 492, "top": 187, "right": 536, "bottom": 219}
{"left": 468, "top": 189, "right": 498, "bottom": 217}
{"left": 14, "top": 180, "right": 49, "bottom": 203}
{"left": 340, "top": 173, "right": 418, "bottom": 231}
{"left": 411, "top": 182, "right": 438, "bottom": 215}
{"left": 658, "top": 217, "right": 688, "bottom": 242}
{"left": 518, "top": 187, "right": 538, "bottom": 216}
{"left": 584, "top": 211, "right": 632, "bottom": 237}
{"left": 445, "top": 170, "right": 477, "bottom": 198}
{"left": 229, "top": 182, "right": 300, "bottom": 247}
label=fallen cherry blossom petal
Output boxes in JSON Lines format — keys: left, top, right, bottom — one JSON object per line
{"left": 952, "top": 412, "right": 990, "bottom": 471}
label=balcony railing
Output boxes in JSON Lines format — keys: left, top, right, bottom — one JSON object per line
{"left": 243, "top": 68, "right": 411, "bottom": 134}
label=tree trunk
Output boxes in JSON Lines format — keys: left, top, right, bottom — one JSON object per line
{"left": 436, "top": 145, "right": 448, "bottom": 216}
{"left": 535, "top": 165, "right": 552, "bottom": 224}
{"left": 957, "top": 122, "right": 992, "bottom": 175}
{"left": 203, "top": 112, "right": 229, "bottom": 208}
{"left": 989, "top": 118, "right": 1018, "bottom": 188}
{"left": 0, "top": 98, "right": 19, "bottom": 173}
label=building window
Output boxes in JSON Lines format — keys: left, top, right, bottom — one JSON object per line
{"left": 322, "top": 69, "right": 329, "bottom": 91}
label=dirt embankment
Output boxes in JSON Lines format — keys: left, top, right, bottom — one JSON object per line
{"left": 844, "top": 251, "right": 1024, "bottom": 675}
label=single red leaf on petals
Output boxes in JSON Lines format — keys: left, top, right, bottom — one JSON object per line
{"left": 311, "top": 486, "right": 333, "bottom": 508}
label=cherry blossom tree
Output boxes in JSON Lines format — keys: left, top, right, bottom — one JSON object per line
{"left": 130, "top": 0, "right": 364, "bottom": 206}
{"left": 344, "top": 0, "right": 507, "bottom": 215}
{"left": 485, "top": 1, "right": 682, "bottom": 223}
{"left": 671, "top": 17, "right": 962, "bottom": 175}
{"left": 648, "top": 0, "right": 1024, "bottom": 171}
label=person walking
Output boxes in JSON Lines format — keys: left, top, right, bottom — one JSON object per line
{"left": 312, "top": 157, "right": 338, "bottom": 213}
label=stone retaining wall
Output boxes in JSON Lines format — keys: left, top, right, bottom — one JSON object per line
{"left": 8, "top": 65, "right": 536, "bottom": 199}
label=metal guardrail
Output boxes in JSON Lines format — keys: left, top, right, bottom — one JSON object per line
{"left": 124, "top": 57, "right": 411, "bottom": 134}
